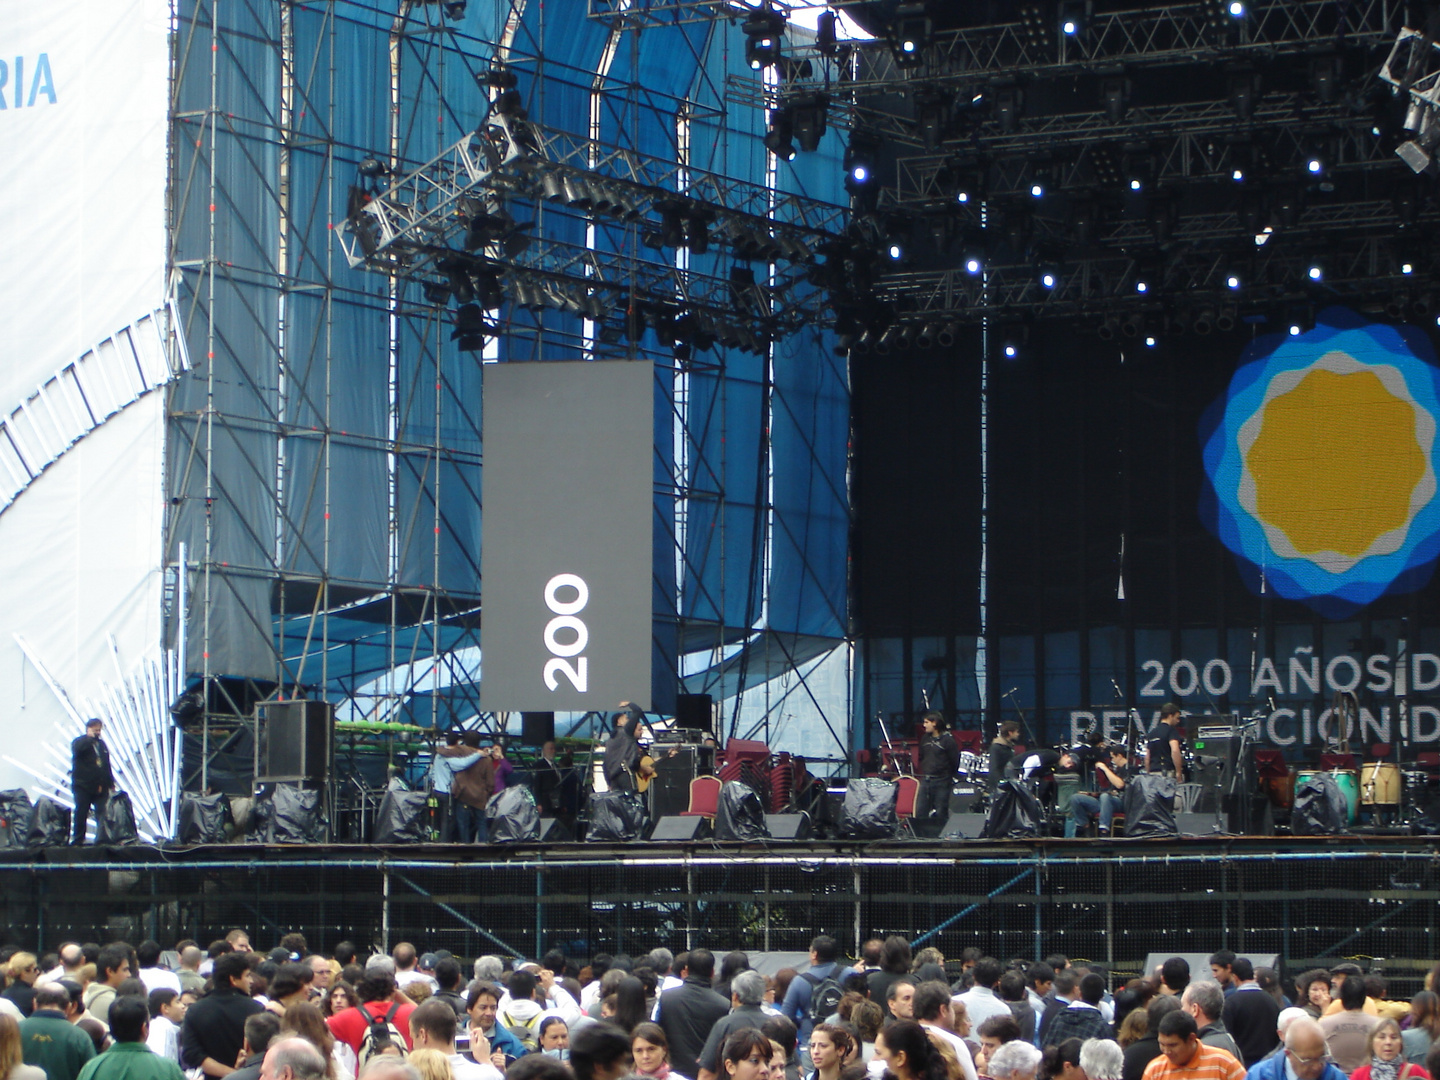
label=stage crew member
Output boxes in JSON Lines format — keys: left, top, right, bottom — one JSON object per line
{"left": 1147, "top": 703, "right": 1186, "bottom": 779}
{"left": 915, "top": 712, "right": 959, "bottom": 828}
{"left": 988, "top": 722, "right": 1021, "bottom": 792}
{"left": 70, "top": 718, "right": 115, "bottom": 846}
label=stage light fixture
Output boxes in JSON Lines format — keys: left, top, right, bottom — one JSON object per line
{"left": 1145, "top": 335, "right": 1157, "bottom": 347}
{"left": 994, "top": 88, "right": 1022, "bottom": 133}
{"left": 937, "top": 322, "right": 959, "bottom": 347}
{"left": 1289, "top": 323, "right": 1302, "bottom": 335}
{"left": 1227, "top": 69, "right": 1256, "bottom": 121}
{"left": 1030, "top": 182, "right": 1044, "bottom": 198}
{"left": 1129, "top": 178, "right": 1143, "bottom": 191}
{"left": 686, "top": 208, "right": 713, "bottom": 255}
{"left": 1059, "top": 2, "right": 1085, "bottom": 36}
{"left": 423, "top": 281, "right": 451, "bottom": 305}
{"left": 1121, "top": 314, "right": 1144, "bottom": 339}
{"left": 450, "top": 303, "right": 490, "bottom": 351}
{"left": 1227, "top": 274, "right": 1241, "bottom": 290}
{"left": 1404, "top": 262, "right": 1416, "bottom": 275}
{"left": 1019, "top": 4, "right": 1052, "bottom": 49}
{"left": 816, "top": 10, "right": 839, "bottom": 57}
{"left": 892, "top": 4, "right": 932, "bottom": 67}
{"left": 914, "top": 87, "right": 950, "bottom": 152}
{"left": 1097, "top": 316, "right": 1120, "bottom": 340}
{"left": 1229, "top": 1, "right": 1245, "bottom": 15}
{"left": 1194, "top": 307, "right": 1215, "bottom": 335}
{"left": 764, "top": 109, "right": 797, "bottom": 161}
{"left": 1003, "top": 342, "right": 1018, "bottom": 358}
{"left": 843, "top": 133, "right": 880, "bottom": 195}
{"left": 1308, "top": 264, "right": 1323, "bottom": 281}
{"left": 743, "top": 5, "right": 786, "bottom": 71}
{"left": 1396, "top": 105, "right": 1440, "bottom": 174}
{"left": 1232, "top": 167, "right": 1245, "bottom": 181}
{"left": 358, "top": 157, "right": 388, "bottom": 180}
{"left": 789, "top": 92, "right": 830, "bottom": 153}
{"left": 442, "top": 0, "right": 466, "bottom": 18}
{"left": 1306, "top": 155, "right": 1324, "bottom": 175}
{"left": 915, "top": 323, "right": 936, "bottom": 349}
{"left": 1041, "top": 270, "right": 1057, "bottom": 288}
{"left": 1102, "top": 78, "right": 1128, "bottom": 124}
{"left": 1135, "top": 279, "right": 1149, "bottom": 293}
{"left": 888, "top": 242, "right": 904, "bottom": 260}
{"left": 1216, "top": 307, "right": 1236, "bottom": 332}
{"left": 964, "top": 254, "right": 983, "bottom": 275}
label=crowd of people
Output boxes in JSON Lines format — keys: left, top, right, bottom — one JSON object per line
{"left": 0, "top": 933, "right": 1436, "bottom": 1080}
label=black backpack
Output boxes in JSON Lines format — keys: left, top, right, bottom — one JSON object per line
{"left": 802, "top": 970, "right": 843, "bottom": 1023}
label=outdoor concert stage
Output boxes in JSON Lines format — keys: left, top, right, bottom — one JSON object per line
{"left": 1, "top": 833, "right": 1436, "bottom": 986}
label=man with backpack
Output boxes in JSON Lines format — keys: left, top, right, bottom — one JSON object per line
{"left": 779, "top": 936, "right": 843, "bottom": 1069}
{"left": 324, "top": 965, "right": 416, "bottom": 1064}
{"left": 656, "top": 948, "right": 730, "bottom": 1080}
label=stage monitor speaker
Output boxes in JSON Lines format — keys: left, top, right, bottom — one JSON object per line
{"left": 259, "top": 701, "right": 332, "bottom": 784}
{"left": 941, "top": 813, "right": 988, "bottom": 840}
{"left": 538, "top": 816, "right": 574, "bottom": 843}
{"left": 521, "top": 712, "right": 555, "bottom": 745}
{"left": 1174, "top": 812, "right": 1222, "bottom": 838}
{"left": 765, "top": 812, "right": 813, "bottom": 840}
{"left": 675, "top": 694, "right": 714, "bottom": 735}
{"left": 650, "top": 815, "right": 710, "bottom": 841}
{"left": 651, "top": 748, "right": 700, "bottom": 819}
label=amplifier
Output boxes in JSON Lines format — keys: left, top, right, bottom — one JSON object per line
{"left": 650, "top": 748, "right": 703, "bottom": 819}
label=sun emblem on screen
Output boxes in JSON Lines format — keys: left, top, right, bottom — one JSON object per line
{"left": 1199, "top": 307, "right": 1440, "bottom": 616}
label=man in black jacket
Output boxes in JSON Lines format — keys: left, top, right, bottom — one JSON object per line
{"left": 915, "top": 712, "right": 960, "bottom": 832}
{"left": 1222, "top": 958, "right": 1281, "bottom": 1066}
{"left": 180, "top": 952, "right": 264, "bottom": 1076}
{"left": 657, "top": 948, "right": 730, "bottom": 1080}
{"left": 70, "top": 718, "right": 115, "bottom": 846}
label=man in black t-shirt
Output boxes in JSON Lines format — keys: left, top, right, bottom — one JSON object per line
{"left": 915, "top": 711, "right": 960, "bottom": 827}
{"left": 1068, "top": 745, "right": 1134, "bottom": 837}
{"left": 1146, "top": 702, "right": 1186, "bottom": 779}
{"left": 988, "top": 721, "right": 1021, "bottom": 792}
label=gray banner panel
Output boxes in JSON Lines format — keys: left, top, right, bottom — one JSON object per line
{"left": 481, "top": 360, "right": 653, "bottom": 711}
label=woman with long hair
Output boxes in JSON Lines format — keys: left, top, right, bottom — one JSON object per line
{"left": 282, "top": 1000, "right": 352, "bottom": 1080}
{"left": 874, "top": 1021, "right": 949, "bottom": 1080}
{"left": 0, "top": 1015, "right": 44, "bottom": 1080}
{"left": 1116, "top": 1009, "right": 1149, "bottom": 1050}
{"left": 633, "top": 1022, "right": 684, "bottom": 1080}
{"left": 722, "top": 1030, "right": 775, "bottom": 1080}
{"left": 807, "top": 1024, "right": 854, "bottom": 1080}
{"left": 852, "top": 1001, "right": 884, "bottom": 1063}
{"left": 928, "top": 1035, "right": 964, "bottom": 1080}
{"left": 1295, "top": 970, "right": 1333, "bottom": 1020}
{"left": 612, "top": 976, "right": 650, "bottom": 1035}
{"left": 323, "top": 981, "right": 359, "bottom": 1019}
{"left": 1406, "top": 994, "right": 1440, "bottom": 1064}
{"left": 1352, "top": 1019, "right": 1432, "bottom": 1080}
{"left": 408, "top": 1049, "right": 452, "bottom": 1080}
{"left": 871, "top": 939, "right": 915, "bottom": 1018}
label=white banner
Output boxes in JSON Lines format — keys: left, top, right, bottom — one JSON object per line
{"left": 0, "top": 0, "right": 169, "bottom": 409}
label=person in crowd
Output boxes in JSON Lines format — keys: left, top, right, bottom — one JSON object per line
{"left": 408, "top": 998, "right": 499, "bottom": 1080}
{"left": 760, "top": 1017, "right": 800, "bottom": 1080}
{"left": 1182, "top": 982, "right": 1240, "bottom": 1060}
{"left": 431, "top": 959, "right": 466, "bottom": 1020}
{"left": 2, "top": 956, "right": 39, "bottom": 1018}
{"left": 716, "top": 956, "right": 751, "bottom": 1004}
{"left": 780, "top": 937, "right": 841, "bottom": 1061}
{"left": 76, "top": 996, "right": 185, "bottom": 1080}
{"left": 1081, "top": 1039, "right": 1125, "bottom": 1080}
{"left": 326, "top": 966, "right": 416, "bottom": 1058}
{"left": 1349, "top": 1019, "right": 1432, "bottom": 1080}
{"left": 85, "top": 945, "right": 133, "bottom": 1026}
{"left": 657, "top": 948, "right": 729, "bottom": 1080}
{"left": 1243, "top": 1018, "right": 1347, "bottom": 1080}
{"left": 807, "top": 1024, "right": 853, "bottom": 1080}
{"left": 870, "top": 940, "right": 914, "bottom": 1019}
{"left": 853, "top": 1001, "right": 883, "bottom": 1063}
{"left": 256, "top": 1039, "right": 328, "bottom": 1080}
{"left": 538, "top": 1016, "right": 570, "bottom": 1057}
{"left": 20, "top": 982, "right": 94, "bottom": 1080}
{"left": 323, "top": 983, "right": 358, "bottom": 1020}
{"left": 406, "top": 1048, "right": 450, "bottom": 1080}
{"left": 182, "top": 951, "right": 267, "bottom": 1077}
{"left": 631, "top": 1023, "right": 684, "bottom": 1080}
{"left": 1294, "top": 974, "right": 1333, "bottom": 1021}
{"left": 1319, "top": 972, "right": 1379, "bottom": 1075}
{"left": 1038, "top": 1039, "right": 1084, "bottom": 1080}
{"left": 465, "top": 982, "right": 526, "bottom": 1065}
{"left": 957, "top": 960, "right": 1014, "bottom": 1034}
{"left": 231, "top": 1013, "right": 283, "bottom": 1080}
{"left": 1044, "top": 975, "right": 1109, "bottom": 1048}
{"left": 282, "top": 1000, "right": 353, "bottom": 1080}
{"left": 610, "top": 977, "right": 650, "bottom": 1035}
{"left": 1125, "top": 998, "right": 1182, "bottom": 1080}
{"left": 998, "top": 973, "right": 1035, "bottom": 1046}
{"left": 698, "top": 972, "right": 770, "bottom": 1080}
{"left": 1208, "top": 956, "right": 1237, "bottom": 999}
{"left": 911, "top": 982, "right": 977, "bottom": 1080}
{"left": 1118, "top": 1011, "right": 1150, "bottom": 1050}
{"left": 1140, "top": 1012, "right": 1245, "bottom": 1080}
{"left": 1160, "top": 962, "right": 1191, "bottom": 1000}
{"left": 977, "top": 1015, "right": 1023, "bottom": 1075}
{"left": 1404, "top": 994, "right": 1440, "bottom": 1065}
{"left": 571, "top": 1020, "right": 634, "bottom": 1080}
{"left": 146, "top": 989, "right": 187, "bottom": 1063}
{"left": 137, "top": 943, "right": 181, "bottom": 998}
{"left": 888, "top": 981, "right": 918, "bottom": 1024}
{"left": 989, "top": 1041, "right": 1043, "bottom": 1080}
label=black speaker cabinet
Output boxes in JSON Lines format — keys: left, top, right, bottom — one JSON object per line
{"left": 538, "top": 816, "right": 574, "bottom": 843}
{"left": 765, "top": 812, "right": 813, "bottom": 840}
{"left": 1175, "top": 812, "right": 1222, "bottom": 838}
{"left": 675, "top": 694, "right": 714, "bottom": 735}
{"left": 650, "top": 815, "right": 710, "bottom": 841}
{"left": 941, "top": 813, "right": 988, "bottom": 840}
{"left": 521, "top": 711, "right": 556, "bottom": 745}
{"left": 650, "top": 748, "right": 701, "bottom": 819}
{"left": 257, "top": 701, "right": 333, "bottom": 785}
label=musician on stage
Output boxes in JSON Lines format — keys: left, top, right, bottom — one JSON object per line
{"left": 1146, "top": 702, "right": 1187, "bottom": 779}
{"left": 915, "top": 711, "right": 960, "bottom": 827}
{"left": 1067, "top": 744, "right": 1133, "bottom": 837}
{"left": 70, "top": 717, "right": 115, "bottom": 846}
{"left": 988, "top": 721, "right": 1021, "bottom": 793}
{"left": 603, "top": 702, "right": 646, "bottom": 793}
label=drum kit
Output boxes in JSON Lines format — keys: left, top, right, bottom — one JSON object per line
{"left": 1264, "top": 762, "right": 1413, "bottom": 825}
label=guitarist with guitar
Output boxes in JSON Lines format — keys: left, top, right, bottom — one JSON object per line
{"left": 604, "top": 703, "right": 647, "bottom": 793}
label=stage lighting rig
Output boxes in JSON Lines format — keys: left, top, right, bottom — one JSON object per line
{"left": 451, "top": 303, "right": 493, "bottom": 352}
{"left": 913, "top": 86, "right": 951, "bottom": 152}
{"left": 1381, "top": 27, "right": 1440, "bottom": 173}
{"left": 843, "top": 132, "right": 881, "bottom": 196}
{"left": 788, "top": 91, "right": 830, "bottom": 153}
{"left": 891, "top": 3, "right": 932, "bottom": 68}
{"left": 743, "top": 4, "right": 786, "bottom": 71}
{"left": 764, "top": 107, "right": 797, "bottom": 160}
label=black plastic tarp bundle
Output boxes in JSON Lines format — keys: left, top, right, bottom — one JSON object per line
{"left": 26, "top": 797, "right": 68, "bottom": 847}
{"left": 372, "top": 789, "right": 430, "bottom": 844}
{"left": 177, "top": 793, "right": 230, "bottom": 844}
{"left": 982, "top": 780, "right": 1043, "bottom": 839}
{"left": 1123, "top": 774, "right": 1178, "bottom": 838}
{"left": 487, "top": 786, "right": 541, "bottom": 843}
{"left": 1293, "top": 771, "right": 1348, "bottom": 835}
{"left": 840, "top": 778, "right": 899, "bottom": 840}
{"left": 588, "top": 791, "right": 645, "bottom": 841}
{"left": 96, "top": 791, "right": 140, "bottom": 845}
{"left": 0, "top": 790, "right": 33, "bottom": 848}
{"left": 714, "top": 782, "right": 769, "bottom": 841}
{"left": 252, "top": 786, "right": 326, "bottom": 843}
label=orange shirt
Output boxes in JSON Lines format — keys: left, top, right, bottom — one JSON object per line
{"left": 1141, "top": 1043, "right": 1248, "bottom": 1080}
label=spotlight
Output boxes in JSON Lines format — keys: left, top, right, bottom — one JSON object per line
{"left": 1097, "top": 316, "right": 1120, "bottom": 340}
{"left": 888, "top": 243, "right": 904, "bottom": 260}
{"left": 1145, "top": 335, "right": 1157, "bottom": 347}
{"left": 1030, "top": 183, "right": 1044, "bottom": 198}
{"left": 1059, "top": 2, "right": 1085, "bottom": 36}
{"left": 442, "top": 0, "right": 466, "bottom": 17}
{"left": 423, "top": 281, "right": 452, "bottom": 306}
{"left": 1307, "top": 264, "right": 1323, "bottom": 281}
{"left": 893, "top": 3, "right": 932, "bottom": 67}
{"left": 450, "top": 304, "right": 491, "bottom": 352}
{"left": 358, "top": 157, "right": 388, "bottom": 180}
{"left": 1403, "top": 262, "right": 1415, "bottom": 275}
{"left": 1062, "top": 18, "right": 1079, "bottom": 34}
{"left": 956, "top": 190, "right": 970, "bottom": 204}
{"left": 743, "top": 5, "right": 785, "bottom": 70}
{"left": 1136, "top": 279, "right": 1148, "bottom": 294}
{"left": 1041, "top": 271, "right": 1057, "bottom": 288}
{"left": 915, "top": 323, "right": 936, "bottom": 349}
{"left": 964, "top": 255, "right": 983, "bottom": 275}
{"left": 1129, "top": 178, "right": 1142, "bottom": 191}
{"left": 1305, "top": 156, "right": 1323, "bottom": 175}
{"left": 1003, "top": 343, "right": 1018, "bottom": 358}
{"left": 789, "top": 92, "right": 830, "bottom": 153}
{"left": 843, "top": 133, "right": 880, "bottom": 196}
{"left": 1232, "top": 168, "right": 1245, "bottom": 181}
{"left": 1228, "top": 1, "right": 1245, "bottom": 15}
{"left": 937, "top": 322, "right": 958, "bottom": 347}
{"left": 1289, "top": 323, "right": 1302, "bottom": 336}
{"left": 1101, "top": 78, "right": 1128, "bottom": 124}
{"left": 1227, "top": 274, "right": 1241, "bottom": 290}
{"left": 816, "top": 10, "right": 839, "bottom": 57}
{"left": 914, "top": 87, "right": 950, "bottom": 152}
{"left": 764, "top": 109, "right": 796, "bottom": 160}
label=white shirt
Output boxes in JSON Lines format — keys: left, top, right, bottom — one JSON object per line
{"left": 140, "top": 968, "right": 183, "bottom": 996}
{"left": 397, "top": 970, "right": 439, "bottom": 992}
{"left": 955, "top": 985, "right": 1012, "bottom": 1029}
{"left": 147, "top": 1015, "right": 180, "bottom": 1062}
{"left": 920, "top": 1023, "right": 979, "bottom": 1080}
{"left": 0, "top": 999, "right": 22, "bottom": 1022}
{"left": 450, "top": 1052, "right": 503, "bottom": 1080}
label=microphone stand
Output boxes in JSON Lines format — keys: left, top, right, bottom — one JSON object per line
{"left": 1004, "top": 687, "right": 1038, "bottom": 750}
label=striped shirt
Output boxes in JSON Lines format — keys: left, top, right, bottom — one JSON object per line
{"left": 1142, "top": 1042, "right": 1249, "bottom": 1080}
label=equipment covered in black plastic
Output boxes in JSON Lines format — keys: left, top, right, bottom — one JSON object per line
{"left": 982, "top": 779, "right": 1043, "bottom": 839}
{"left": 253, "top": 785, "right": 327, "bottom": 843}
{"left": 588, "top": 790, "right": 645, "bottom": 841}
{"left": 372, "top": 789, "right": 430, "bottom": 844}
{"left": 0, "top": 790, "right": 33, "bottom": 848}
{"left": 96, "top": 790, "right": 140, "bottom": 845}
{"left": 1293, "top": 771, "right": 1348, "bottom": 835}
{"left": 487, "top": 785, "right": 541, "bottom": 843}
{"left": 714, "top": 781, "right": 770, "bottom": 841}
{"left": 1122, "top": 774, "right": 1178, "bottom": 839}
{"left": 26, "top": 797, "right": 67, "bottom": 847}
{"left": 840, "top": 778, "right": 899, "bottom": 840}
{"left": 177, "top": 793, "right": 230, "bottom": 844}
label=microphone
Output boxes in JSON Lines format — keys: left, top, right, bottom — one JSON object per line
{"left": 1111, "top": 678, "right": 1124, "bottom": 696}
{"left": 1004, "top": 687, "right": 1018, "bottom": 696}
